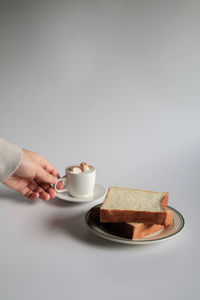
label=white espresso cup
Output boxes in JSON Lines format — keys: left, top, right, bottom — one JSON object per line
{"left": 55, "top": 165, "right": 96, "bottom": 198}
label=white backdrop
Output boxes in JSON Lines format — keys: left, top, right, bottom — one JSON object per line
{"left": 0, "top": 1, "right": 199, "bottom": 299}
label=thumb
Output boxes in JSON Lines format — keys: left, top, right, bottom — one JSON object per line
{"left": 36, "top": 167, "right": 58, "bottom": 184}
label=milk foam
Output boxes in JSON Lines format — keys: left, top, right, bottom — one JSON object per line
{"left": 67, "top": 163, "right": 94, "bottom": 174}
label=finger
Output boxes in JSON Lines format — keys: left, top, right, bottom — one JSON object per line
{"left": 56, "top": 181, "right": 63, "bottom": 190}
{"left": 20, "top": 180, "right": 50, "bottom": 201}
{"left": 54, "top": 180, "right": 63, "bottom": 191}
{"left": 34, "top": 179, "right": 53, "bottom": 200}
{"left": 42, "top": 160, "right": 59, "bottom": 178}
{"left": 28, "top": 181, "right": 43, "bottom": 193}
{"left": 28, "top": 180, "right": 51, "bottom": 201}
{"left": 20, "top": 186, "right": 39, "bottom": 200}
{"left": 36, "top": 167, "right": 58, "bottom": 184}
{"left": 39, "top": 182, "right": 56, "bottom": 199}
{"left": 49, "top": 168, "right": 59, "bottom": 177}
{"left": 39, "top": 191, "right": 50, "bottom": 201}
{"left": 29, "top": 192, "right": 40, "bottom": 200}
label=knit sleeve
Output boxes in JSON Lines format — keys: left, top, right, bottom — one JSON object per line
{"left": 0, "top": 138, "right": 22, "bottom": 182}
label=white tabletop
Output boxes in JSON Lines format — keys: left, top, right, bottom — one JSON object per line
{"left": 0, "top": 1, "right": 199, "bottom": 299}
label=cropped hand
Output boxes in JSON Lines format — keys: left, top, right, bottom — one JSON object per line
{"left": 3, "top": 150, "right": 59, "bottom": 201}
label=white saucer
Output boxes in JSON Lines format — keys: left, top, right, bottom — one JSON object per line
{"left": 85, "top": 204, "right": 185, "bottom": 245}
{"left": 56, "top": 184, "right": 106, "bottom": 203}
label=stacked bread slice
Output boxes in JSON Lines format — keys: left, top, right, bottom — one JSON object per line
{"left": 99, "top": 187, "right": 173, "bottom": 239}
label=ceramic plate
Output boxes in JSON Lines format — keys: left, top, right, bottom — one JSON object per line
{"left": 85, "top": 204, "right": 185, "bottom": 245}
{"left": 56, "top": 184, "right": 106, "bottom": 203}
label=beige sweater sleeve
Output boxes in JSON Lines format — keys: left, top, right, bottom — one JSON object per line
{"left": 0, "top": 138, "right": 22, "bottom": 182}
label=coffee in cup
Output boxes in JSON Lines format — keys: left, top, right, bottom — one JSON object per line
{"left": 55, "top": 162, "right": 96, "bottom": 198}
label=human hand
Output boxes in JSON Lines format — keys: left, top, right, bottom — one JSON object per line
{"left": 3, "top": 149, "right": 60, "bottom": 201}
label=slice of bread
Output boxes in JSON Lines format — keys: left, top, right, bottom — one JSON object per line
{"left": 100, "top": 187, "right": 170, "bottom": 225}
{"left": 110, "top": 209, "right": 172, "bottom": 239}
{"left": 90, "top": 207, "right": 173, "bottom": 239}
{"left": 109, "top": 222, "right": 163, "bottom": 239}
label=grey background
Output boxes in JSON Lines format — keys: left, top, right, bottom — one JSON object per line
{"left": 0, "top": 0, "right": 199, "bottom": 299}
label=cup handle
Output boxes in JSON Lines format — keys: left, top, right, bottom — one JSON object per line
{"left": 54, "top": 176, "right": 68, "bottom": 193}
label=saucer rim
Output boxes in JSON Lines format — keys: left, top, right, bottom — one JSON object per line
{"left": 55, "top": 184, "right": 106, "bottom": 203}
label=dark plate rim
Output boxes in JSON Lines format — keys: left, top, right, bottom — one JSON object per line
{"left": 85, "top": 203, "right": 185, "bottom": 244}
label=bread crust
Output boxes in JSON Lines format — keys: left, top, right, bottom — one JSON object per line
{"left": 100, "top": 187, "right": 169, "bottom": 225}
{"left": 109, "top": 222, "right": 163, "bottom": 239}
{"left": 90, "top": 207, "right": 172, "bottom": 239}
{"left": 134, "top": 224, "right": 163, "bottom": 239}
{"left": 100, "top": 209, "right": 172, "bottom": 225}
{"left": 161, "top": 193, "right": 168, "bottom": 208}
{"left": 164, "top": 209, "right": 173, "bottom": 226}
